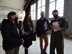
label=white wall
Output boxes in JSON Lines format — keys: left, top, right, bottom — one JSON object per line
{"left": 0, "top": 0, "right": 25, "bottom": 10}
{"left": 64, "top": 0, "right": 72, "bottom": 35}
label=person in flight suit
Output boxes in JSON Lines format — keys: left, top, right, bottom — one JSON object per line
{"left": 50, "top": 10, "right": 67, "bottom": 54}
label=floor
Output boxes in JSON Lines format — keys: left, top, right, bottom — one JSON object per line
{"left": 0, "top": 32, "right": 72, "bottom": 54}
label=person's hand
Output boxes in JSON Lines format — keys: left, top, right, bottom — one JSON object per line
{"left": 24, "top": 32, "right": 29, "bottom": 35}
{"left": 16, "top": 39, "right": 23, "bottom": 45}
{"left": 21, "top": 39, "right": 24, "bottom": 44}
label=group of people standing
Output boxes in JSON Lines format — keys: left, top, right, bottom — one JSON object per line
{"left": 1, "top": 10, "right": 67, "bottom": 54}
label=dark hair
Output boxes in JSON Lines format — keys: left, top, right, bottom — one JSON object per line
{"left": 23, "top": 14, "right": 34, "bottom": 29}
{"left": 52, "top": 10, "right": 58, "bottom": 13}
{"left": 7, "top": 11, "right": 16, "bottom": 19}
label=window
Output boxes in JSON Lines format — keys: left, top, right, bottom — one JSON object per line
{"left": 49, "top": 2, "right": 55, "bottom": 18}
{"left": 56, "top": 0, "right": 64, "bottom": 17}
{"left": 31, "top": 3, "right": 36, "bottom": 20}
{"left": 37, "top": 0, "right": 46, "bottom": 19}
{"left": 38, "top": 0, "right": 41, "bottom": 8}
{"left": 42, "top": 0, "right": 46, "bottom": 6}
{"left": 37, "top": 8, "right": 41, "bottom": 19}
{"left": 50, "top": 0, "right": 55, "bottom": 2}
{"left": 49, "top": 0, "right": 64, "bottom": 18}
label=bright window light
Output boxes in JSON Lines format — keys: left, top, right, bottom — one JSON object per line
{"left": 31, "top": 3, "right": 36, "bottom": 20}
{"left": 49, "top": 0, "right": 64, "bottom": 18}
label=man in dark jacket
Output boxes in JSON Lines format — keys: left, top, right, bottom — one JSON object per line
{"left": 50, "top": 10, "right": 67, "bottom": 54}
{"left": 1, "top": 11, "right": 22, "bottom": 54}
{"left": 36, "top": 11, "right": 49, "bottom": 54}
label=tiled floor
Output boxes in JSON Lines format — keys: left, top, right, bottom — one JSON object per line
{"left": 0, "top": 32, "right": 72, "bottom": 54}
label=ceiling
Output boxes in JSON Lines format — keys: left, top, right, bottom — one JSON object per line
{"left": 0, "top": 0, "right": 27, "bottom": 18}
{"left": 0, "top": 0, "right": 38, "bottom": 10}
{"left": 0, "top": 0, "right": 38, "bottom": 21}
{"left": 0, "top": 0, "right": 26, "bottom": 10}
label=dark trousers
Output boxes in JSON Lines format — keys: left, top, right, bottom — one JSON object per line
{"left": 25, "top": 48, "right": 28, "bottom": 54}
{"left": 5, "top": 47, "right": 19, "bottom": 54}
{"left": 50, "top": 31, "right": 64, "bottom": 54}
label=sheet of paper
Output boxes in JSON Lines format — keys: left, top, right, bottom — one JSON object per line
{"left": 52, "top": 21, "right": 60, "bottom": 31}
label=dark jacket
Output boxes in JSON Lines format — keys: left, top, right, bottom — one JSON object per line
{"left": 36, "top": 18, "right": 49, "bottom": 36}
{"left": 1, "top": 19, "right": 22, "bottom": 50}
{"left": 50, "top": 17, "right": 66, "bottom": 42}
{"left": 50, "top": 17, "right": 68, "bottom": 32}
{"left": 23, "top": 20, "right": 33, "bottom": 48}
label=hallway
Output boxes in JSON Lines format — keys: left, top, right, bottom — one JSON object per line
{"left": 0, "top": 33, "right": 72, "bottom": 54}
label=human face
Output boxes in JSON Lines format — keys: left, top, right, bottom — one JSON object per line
{"left": 11, "top": 15, "right": 16, "bottom": 21}
{"left": 52, "top": 12, "right": 59, "bottom": 18}
{"left": 52, "top": 12, "right": 58, "bottom": 15}
{"left": 28, "top": 15, "right": 31, "bottom": 18}
{"left": 27, "top": 15, "right": 31, "bottom": 21}
{"left": 41, "top": 12, "right": 45, "bottom": 17}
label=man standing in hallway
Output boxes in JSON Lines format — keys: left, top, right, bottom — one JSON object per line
{"left": 1, "top": 11, "right": 22, "bottom": 54}
{"left": 36, "top": 11, "right": 49, "bottom": 54}
{"left": 50, "top": 10, "right": 66, "bottom": 54}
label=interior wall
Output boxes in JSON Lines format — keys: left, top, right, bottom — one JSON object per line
{"left": 64, "top": 0, "right": 72, "bottom": 35}
{"left": 0, "top": 0, "right": 25, "bottom": 10}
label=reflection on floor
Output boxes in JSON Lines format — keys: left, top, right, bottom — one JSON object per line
{"left": 0, "top": 33, "right": 72, "bottom": 54}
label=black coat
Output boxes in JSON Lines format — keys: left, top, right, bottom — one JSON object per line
{"left": 23, "top": 23, "right": 32, "bottom": 48}
{"left": 1, "top": 19, "right": 22, "bottom": 50}
{"left": 36, "top": 18, "right": 49, "bottom": 36}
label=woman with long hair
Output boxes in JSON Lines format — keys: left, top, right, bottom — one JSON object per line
{"left": 23, "top": 13, "right": 34, "bottom": 54}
